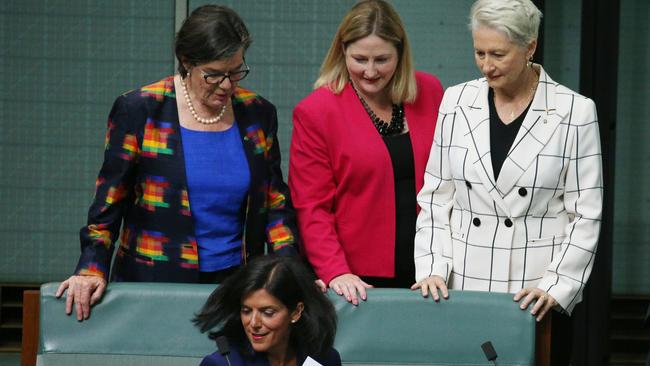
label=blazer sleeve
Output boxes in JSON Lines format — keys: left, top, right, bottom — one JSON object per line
{"left": 325, "top": 348, "right": 342, "bottom": 366}
{"left": 537, "top": 98, "right": 603, "bottom": 313}
{"left": 263, "top": 103, "right": 299, "bottom": 255}
{"left": 74, "top": 94, "right": 141, "bottom": 280}
{"left": 289, "top": 101, "right": 351, "bottom": 285}
{"left": 199, "top": 352, "right": 230, "bottom": 366}
{"left": 414, "top": 89, "right": 456, "bottom": 282}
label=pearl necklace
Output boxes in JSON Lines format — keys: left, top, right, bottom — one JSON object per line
{"left": 180, "top": 77, "right": 227, "bottom": 124}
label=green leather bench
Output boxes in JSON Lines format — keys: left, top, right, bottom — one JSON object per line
{"left": 37, "top": 282, "right": 538, "bottom": 365}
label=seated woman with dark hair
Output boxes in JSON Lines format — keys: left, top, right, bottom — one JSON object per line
{"left": 194, "top": 255, "right": 341, "bottom": 366}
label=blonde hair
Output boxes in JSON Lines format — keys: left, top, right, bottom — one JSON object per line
{"left": 314, "top": 0, "right": 416, "bottom": 104}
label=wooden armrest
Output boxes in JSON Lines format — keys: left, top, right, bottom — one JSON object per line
{"left": 535, "top": 312, "right": 552, "bottom": 366}
{"left": 21, "top": 290, "right": 40, "bottom": 366}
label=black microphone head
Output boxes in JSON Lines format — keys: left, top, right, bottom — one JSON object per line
{"left": 481, "top": 341, "right": 498, "bottom": 361}
{"left": 215, "top": 335, "right": 230, "bottom": 356}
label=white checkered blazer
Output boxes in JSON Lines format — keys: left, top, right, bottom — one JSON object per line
{"left": 414, "top": 66, "right": 603, "bottom": 313}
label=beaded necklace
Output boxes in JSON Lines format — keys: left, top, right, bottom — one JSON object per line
{"left": 351, "top": 82, "right": 404, "bottom": 136}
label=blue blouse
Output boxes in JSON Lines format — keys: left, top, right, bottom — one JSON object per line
{"left": 181, "top": 124, "right": 250, "bottom": 272}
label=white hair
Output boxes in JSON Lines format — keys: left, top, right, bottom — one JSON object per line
{"left": 469, "top": 0, "right": 543, "bottom": 46}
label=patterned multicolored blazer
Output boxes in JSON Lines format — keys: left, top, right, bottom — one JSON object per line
{"left": 74, "top": 76, "right": 298, "bottom": 282}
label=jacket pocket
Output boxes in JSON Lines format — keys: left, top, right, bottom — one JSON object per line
{"left": 527, "top": 235, "right": 566, "bottom": 247}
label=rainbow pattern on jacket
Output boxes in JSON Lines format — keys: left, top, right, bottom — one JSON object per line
{"left": 268, "top": 189, "right": 286, "bottom": 209}
{"left": 267, "top": 220, "right": 294, "bottom": 250}
{"left": 136, "top": 230, "right": 169, "bottom": 262}
{"left": 232, "top": 87, "right": 260, "bottom": 105}
{"left": 104, "top": 120, "right": 115, "bottom": 149}
{"left": 180, "top": 240, "right": 199, "bottom": 269}
{"left": 246, "top": 125, "right": 268, "bottom": 157}
{"left": 87, "top": 223, "right": 112, "bottom": 248}
{"left": 78, "top": 262, "right": 106, "bottom": 278}
{"left": 104, "top": 183, "right": 128, "bottom": 211}
{"left": 142, "top": 119, "right": 174, "bottom": 157}
{"left": 141, "top": 78, "right": 175, "bottom": 101}
{"left": 180, "top": 189, "right": 191, "bottom": 216}
{"left": 120, "top": 133, "right": 139, "bottom": 160}
{"left": 140, "top": 176, "right": 169, "bottom": 211}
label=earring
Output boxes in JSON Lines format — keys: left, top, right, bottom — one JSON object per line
{"left": 527, "top": 56, "right": 533, "bottom": 68}
{"left": 291, "top": 319, "right": 297, "bottom": 323}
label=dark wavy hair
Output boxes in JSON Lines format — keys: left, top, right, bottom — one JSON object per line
{"left": 175, "top": 4, "right": 252, "bottom": 77}
{"left": 194, "top": 255, "right": 337, "bottom": 358}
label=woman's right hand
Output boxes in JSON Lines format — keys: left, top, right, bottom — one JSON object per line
{"left": 411, "top": 275, "right": 449, "bottom": 301}
{"left": 329, "top": 273, "right": 373, "bottom": 306}
{"left": 55, "top": 275, "right": 107, "bottom": 321}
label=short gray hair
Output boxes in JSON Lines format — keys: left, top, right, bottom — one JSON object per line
{"left": 469, "top": 0, "right": 542, "bottom": 47}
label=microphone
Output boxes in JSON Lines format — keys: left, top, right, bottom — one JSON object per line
{"left": 216, "top": 335, "right": 232, "bottom": 366}
{"left": 481, "top": 341, "right": 498, "bottom": 365}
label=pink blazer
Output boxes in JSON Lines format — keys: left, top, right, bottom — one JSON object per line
{"left": 289, "top": 71, "right": 444, "bottom": 284}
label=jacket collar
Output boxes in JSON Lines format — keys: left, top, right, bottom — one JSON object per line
{"left": 464, "top": 65, "right": 566, "bottom": 214}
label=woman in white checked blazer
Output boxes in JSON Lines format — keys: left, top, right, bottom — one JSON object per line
{"left": 412, "top": 0, "right": 602, "bottom": 363}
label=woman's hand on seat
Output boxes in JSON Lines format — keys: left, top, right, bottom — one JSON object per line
{"left": 329, "top": 273, "right": 373, "bottom": 305}
{"left": 411, "top": 275, "right": 449, "bottom": 301}
{"left": 55, "top": 275, "right": 107, "bottom": 321}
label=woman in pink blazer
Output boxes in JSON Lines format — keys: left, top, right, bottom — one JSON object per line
{"left": 289, "top": 0, "right": 443, "bottom": 305}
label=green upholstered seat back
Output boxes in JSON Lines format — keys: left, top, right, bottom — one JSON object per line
{"left": 38, "top": 282, "right": 535, "bottom": 365}
{"left": 333, "top": 290, "right": 535, "bottom": 365}
{"left": 38, "top": 283, "right": 212, "bottom": 366}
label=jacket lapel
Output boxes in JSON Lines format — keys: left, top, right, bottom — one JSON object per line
{"left": 495, "top": 66, "right": 567, "bottom": 196}
{"left": 462, "top": 80, "right": 511, "bottom": 215}
{"left": 232, "top": 89, "right": 259, "bottom": 182}
{"left": 232, "top": 88, "right": 265, "bottom": 260}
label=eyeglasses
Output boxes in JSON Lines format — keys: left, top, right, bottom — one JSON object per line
{"left": 200, "top": 61, "right": 250, "bottom": 85}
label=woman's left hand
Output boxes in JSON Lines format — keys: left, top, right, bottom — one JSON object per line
{"left": 513, "top": 288, "right": 558, "bottom": 322}
{"left": 314, "top": 279, "right": 327, "bottom": 293}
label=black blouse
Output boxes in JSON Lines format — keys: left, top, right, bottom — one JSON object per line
{"left": 361, "top": 132, "right": 416, "bottom": 288}
{"left": 488, "top": 88, "right": 531, "bottom": 180}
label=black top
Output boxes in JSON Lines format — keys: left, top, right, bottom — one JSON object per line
{"left": 361, "top": 132, "right": 416, "bottom": 288}
{"left": 488, "top": 88, "right": 531, "bottom": 180}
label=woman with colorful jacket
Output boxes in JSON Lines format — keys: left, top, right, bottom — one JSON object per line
{"left": 56, "top": 5, "right": 297, "bottom": 320}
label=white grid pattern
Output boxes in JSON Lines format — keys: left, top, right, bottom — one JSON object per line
{"left": 414, "top": 66, "right": 603, "bottom": 313}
